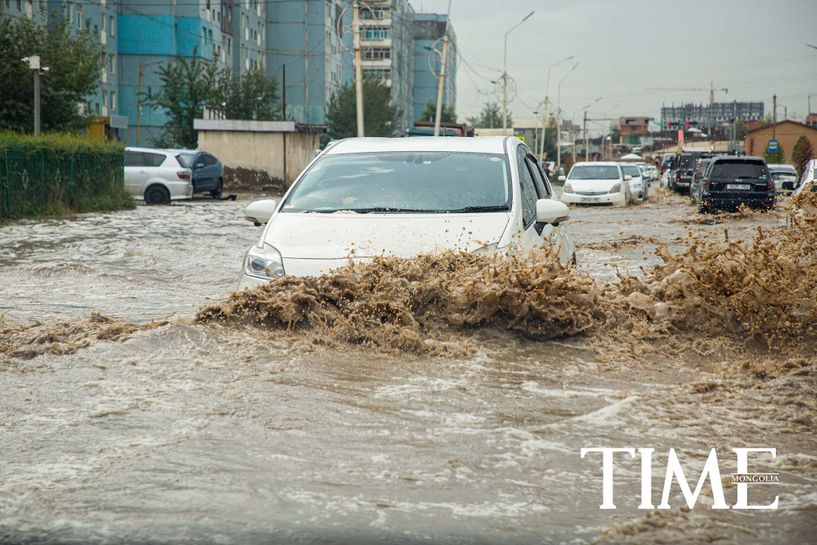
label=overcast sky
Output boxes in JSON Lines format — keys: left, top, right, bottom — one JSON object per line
{"left": 410, "top": 0, "right": 817, "bottom": 134}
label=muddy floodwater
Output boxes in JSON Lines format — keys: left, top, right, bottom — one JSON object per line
{"left": 1, "top": 191, "right": 815, "bottom": 545}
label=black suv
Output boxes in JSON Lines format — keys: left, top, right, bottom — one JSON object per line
{"left": 698, "top": 156, "right": 775, "bottom": 212}
{"left": 670, "top": 152, "right": 712, "bottom": 194}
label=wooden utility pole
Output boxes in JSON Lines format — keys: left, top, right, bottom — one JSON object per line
{"left": 353, "top": 1, "right": 365, "bottom": 137}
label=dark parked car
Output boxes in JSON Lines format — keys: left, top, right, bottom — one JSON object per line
{"left": 176, "top": 150, "right": 225, "bottom": 199}
{"left": 697, "top": 156, "right": 775, "bottom": 213}
{"left": 670, "top": 151, "right": 712, "bottom": 194}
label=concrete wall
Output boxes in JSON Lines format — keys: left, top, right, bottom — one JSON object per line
{"left": 745, "top": 121, "right": 817, "bottom": 165}
{"left": 197, "top": 127, "right": 321, "bottom": 188}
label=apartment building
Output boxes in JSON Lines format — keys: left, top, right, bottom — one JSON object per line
{"left": 412, "top": 12, "right": 456, "bottom": 124}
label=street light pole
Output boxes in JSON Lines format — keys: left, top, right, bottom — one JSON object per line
{"left": 539, "top": 55, "right": 574, "bottom": 160}
{"left": 353, "top": 1, "right": 365, "bottom": 137}
{"left": 502, "top": 11, "right": 534, "bottom": 130}
{"left": 433, "top": 0, "right": 453, "bottom": 137}
{"left": 23, "top": 56, "right": 47, "bottom": 135}
{"left": 556, "top": 62, "right": 578, "bottom": 172}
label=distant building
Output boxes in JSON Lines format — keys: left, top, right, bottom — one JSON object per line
{"left": 805, "top": 113, "right": 817, "bottom": 128}
{"left": 745, "top": 120, "right": 817, "bottom": 165}
{"left": 359, "top": 0, "right": 416, "bottom": 132}
{"left": 618, "top": 117, "right": 651, "bottom": 138}
{"left": 661, "top": 102, "right": 764, "bottom": 130}
{"left": 412, "top": 13, "right": 456, "bottom": 125}
{"left": 266, "top": 0, "right": 347, "bottom": 125}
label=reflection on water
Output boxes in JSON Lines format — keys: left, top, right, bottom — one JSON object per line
{"left": 1, "top": 195, "right": 815, "bottom": 544}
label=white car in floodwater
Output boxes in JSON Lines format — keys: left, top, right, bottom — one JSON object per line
{"left": 560, "top": 162, "right": 634, "bottom": 206}
{"left": 236, "top": 137, "right": 574, "bottom": 289}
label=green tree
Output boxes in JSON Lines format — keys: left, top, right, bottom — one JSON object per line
{"left": 209, "top": 67, "right": 279, "bottom": 121}
{"left": 325, "top": 77, "right": 401, "bottom": 141}
{"left": 0, "top": 14, "right": 103, "bottom": 132}
{"left": 471, "top": 102, "right": 508, "bottom": 129}
{"left": 764, "top": 143, "right": 784, "bottom": 164}
{"left": 417, "top": 100, "right": 456, "bottom": 124}
{"left": 145, "top": 57, "right": 278, "bottom": 148}
{"left": 792, "top": 136, "right": 815, "bottom": 177}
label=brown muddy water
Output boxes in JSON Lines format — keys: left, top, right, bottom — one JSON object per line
{"left": 1, "top": 191, "right": 815, "bottom": 545}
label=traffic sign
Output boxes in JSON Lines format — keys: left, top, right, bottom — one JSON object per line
{"left": 768, "top": 139, "right": 779, "bottom": 153}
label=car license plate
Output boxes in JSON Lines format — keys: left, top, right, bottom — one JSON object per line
{"left": 727, "top": 183, "right": 751, "bottom": 191}
{"left": 580, "top": 196, "right": 595, "bottom": 202}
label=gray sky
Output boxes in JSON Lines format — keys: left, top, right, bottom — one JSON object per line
{"left": 411, "top": 0, "right": 817, "bottom": 134}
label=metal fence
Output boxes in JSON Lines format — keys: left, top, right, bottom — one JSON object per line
{"left": 0, "top": 147, "right": 126, "bottom": 218}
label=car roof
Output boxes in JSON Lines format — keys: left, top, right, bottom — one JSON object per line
{"left": 573, "top": 161, "right": 620, "bottom": 167}
{"left": 768, "top": 164, "right": 796, "bottom": 171}
{"left": 712, "top": 155, "right": 765, "bottom": 162}
{"left": 325, "top": 137, "right": 514, "bottom": 155}
{"left": 125, "top": 146, "right": 195, "bottom": 155}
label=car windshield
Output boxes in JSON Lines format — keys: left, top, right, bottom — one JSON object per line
{"left": 282, "top": 152, "right": 511, "bottom": 213}
{"left": 710, "top": 160, "right": 767, "bottom": 179}
{"left": 771, "top": 172, "right": 795, "bottom": 180}
{"left": 679, "top": 155, "right": 696, "bottom": 169}
{"left": 568, "top": 165, "right": 620, "bottom": 180}
{"left": 623, "top": 165, "right": 641, "bottom": 177}
{"left": 176, "top": 153, "right": 196, "bottom": 168}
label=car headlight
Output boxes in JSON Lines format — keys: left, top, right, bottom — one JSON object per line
{"left": 244, "top": 244, "right": 285, "bottom": 279}
{"left": 609, "top": 183, "right": 621, "bottom": 193}
{"left": 563, "top": 182, "right": 574, "bottom": 193}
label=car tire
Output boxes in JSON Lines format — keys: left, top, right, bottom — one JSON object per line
{"left": 144, "top": 185, "right": 170, "bottom": 205}
{"left": 211, "top": 178, "right": 224, "bottom": 199}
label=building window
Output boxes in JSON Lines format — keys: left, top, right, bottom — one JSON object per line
{"left": 110, "top": 16, "right": 115, "bottom": 37}
{"left": 111, "top": 91, "right": 116, "bottom": 112}
{"left": 363, "top": 47, "right": 390, "bottom": 60}
{"left": 364, "top": 28, "right": 389, "bottom": 40}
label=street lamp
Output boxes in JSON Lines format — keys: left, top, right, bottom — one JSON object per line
{"left": 502, "top": 11, "right": 534, "bottom": 130}
{"left": 556, "top": 62, "right": 578, "bottom": 171}
{"left": 137, "top": 61, "right": 163, "bottom": 146}
{"left": 22, "top": 56, "right": 49, "bottom": 136}
{"left": 580, "top": 97, "right": 603, "bottom": 161}
{"left": 538, "top": 55, "right": 574, "bottom": 160}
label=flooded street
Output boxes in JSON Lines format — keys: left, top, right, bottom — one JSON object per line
{"left": 1, "top": 191, "right": 815, "bottom": 545}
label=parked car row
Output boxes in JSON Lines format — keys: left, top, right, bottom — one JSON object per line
{"left": 559, "top": 161, "right": 650, "bottom": 207}
{"left": 124, "top": 147, "right": 224, "bottom": 205}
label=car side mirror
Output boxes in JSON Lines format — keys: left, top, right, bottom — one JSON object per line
{"left": 558, "top": 175, "right": 566, "bottom": 182}
{"left": 624, "top": 174, "right": 632, "bottom": 181}
{"left": 536, "top": 199, "right": 570, "bottom": 226}
{"left": 245, "top": 199, "right": 277, "bottom": 226}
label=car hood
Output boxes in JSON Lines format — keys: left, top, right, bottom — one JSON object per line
{"left": 265, "top": 212, "right": 512, "bottom": 259}
{"left": 567, "top": 179, "right": 621, "bottom": 192}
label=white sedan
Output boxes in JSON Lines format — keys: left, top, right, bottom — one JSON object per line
{"left": 237, "top": 137, "right": 574, "bottom": 289}
{"left": 560, "top": 162, "right": 633, "bottom": 206}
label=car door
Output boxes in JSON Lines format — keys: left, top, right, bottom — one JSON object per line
{"left": 194, "top": 153, "right": 218, "bottom": 191}
{"left": 525, "top": 152, "right": 574, "bottom": 263}
{"left": 123, "top": 151, "right": 147, "bottom": 196}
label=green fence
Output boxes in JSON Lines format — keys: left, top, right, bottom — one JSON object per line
{"left": 0, "top": 133, "right": 133, "bottom": 219}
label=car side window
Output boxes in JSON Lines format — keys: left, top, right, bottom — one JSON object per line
{"left": 525, "top": 155, "right": 552, "bottom": 199}
{"left": 516, "top": 146, "right": 538, "bottom": 229}
{"left": 124, "top": 151, "right": 143, "bottom": 167}
{"left": 143, "top": 152, "right": 166, "bottom": 167}
{"left": 201, "top": 154, "right": 216, "bottom": 166}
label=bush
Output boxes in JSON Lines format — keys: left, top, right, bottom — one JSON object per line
{"left": 0, "top": 132, "right": 134, "bottom": 219}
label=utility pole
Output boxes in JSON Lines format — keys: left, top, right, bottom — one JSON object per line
{"left": 24, "top": 55, "right": 46, "bottom": 135}
{"left": 433, "top": 1, "right": 452, "bottom": 137}
{"left": 282, "top": 64, "right": 287, "bottom": 184}
{"left": 731, "top": 100, "right": 736, "bottom": 151}
{"left": 502, "top": 11, "right": 534, "bottom": 130}
{"left": 538, "top": 99, "right": 549, "bottom": 160}
{"left": 137, "top": 63, "right": 144, "bottom": 145}
{"left": 583, "top": 110, "right": 588, "bottom": 161}
{"left": 353, "top": 1, "right": 365, "bottom": 137}
{"left": 772, "top": 94, "right": 777, "bottom": 140}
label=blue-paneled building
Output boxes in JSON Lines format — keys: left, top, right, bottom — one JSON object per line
{"left": 265, "top": 0, "right": 347, "bottom": 125}
{"left": 1, "top": 0, "right": 459, "bottom": 140}
{"left": 412, "top": 13, "right": 456, "bottom": 124}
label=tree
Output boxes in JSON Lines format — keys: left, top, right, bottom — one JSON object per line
{"left": 209, "top": 67, "right": 279, "bottom": 122}
{"left": 792, "top": 136, "right": 815, "bottom": 177}
{"left": 325, "top": 77, "right": 401, "bottom": 141}
{"left": 471, "top": 102, "right": 509, "bottom": 129}
{"left": 417, "top": 100, "right": 456, "bottom": 124}
{"left": 0, "top": 14, "right": 103, "bottom": 132}
{"left": 764, "top": 143, "right": 784, "bottom": 165}
{"left": 145, "top": 56, "right": 279, "bottom": 148}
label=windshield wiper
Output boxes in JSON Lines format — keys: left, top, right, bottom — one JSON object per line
{"left": 448, "top": 205, "right": 510, "bottom": 213}
{"left": 337, "top": 207, "right": 434, "bottom": 214}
